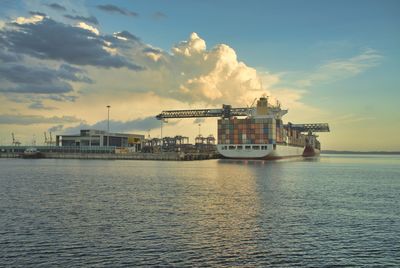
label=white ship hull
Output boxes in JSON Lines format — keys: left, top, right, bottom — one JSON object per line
{"left": 217, "top": 144, "right": 318, "bottom": 160}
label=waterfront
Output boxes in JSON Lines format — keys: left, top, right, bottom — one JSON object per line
{"left": 1, "top": 155, "right": 399, "bottom": 266}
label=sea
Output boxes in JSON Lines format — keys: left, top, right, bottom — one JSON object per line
{"left": 0, "top": 154, "right": 399, "bottom": 267}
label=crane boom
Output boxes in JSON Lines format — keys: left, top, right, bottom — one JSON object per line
{"left": 156, "top": 105, "right": 253, "bottom": 120}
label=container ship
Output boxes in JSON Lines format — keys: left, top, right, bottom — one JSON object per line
{"left": 217, "top": 97, "right": 329, "bottom": 159}
{"left": 156, "top": 96, "right": 329, "bottom": 160}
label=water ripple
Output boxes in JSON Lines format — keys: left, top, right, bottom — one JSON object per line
{"left": 0, "top": 157, "right": 399, "bottom": 267}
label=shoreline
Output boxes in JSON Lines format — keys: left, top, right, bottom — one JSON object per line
{"left": 0, "top": 151, "right": 219, "bottom": 161}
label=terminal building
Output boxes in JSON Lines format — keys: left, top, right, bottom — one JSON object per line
{"left": 56, "top": 129, "right": 144, "bottom": 152}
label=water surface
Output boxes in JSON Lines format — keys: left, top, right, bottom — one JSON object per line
{"left": 1, "top": 154, "right": 399, "bottom": 266}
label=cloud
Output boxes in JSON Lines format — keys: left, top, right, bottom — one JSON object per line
{"left": 0, "top": 114, "right": 82, "bottom": 125}
{"left": 153, "top": 12, "right": 167, "bottom": 20}
{"left": 142, "top": 47, "right": 162, "bottom": 54}
{"left": 0, "top": 48, "right": 21, "bottom": 62}
{"left": 0, "top": 16, "right": 143, "bottom": 70}
{"left": 75, "top": 21, "right": 100, "bottom": 35}
{"left": 13, "top": 14, "right": 44, "bottom": 25}
{"left": 3, "top": 94, "right": 75, "bottom": 111}
{"left": 47, "top": 95, "right": 77, "bottom": 102}
{"left": 1, "top": 15, "right": 280, "bottom": 107}
{"left": 88, "top": 32, "right": 272, "bottom": 106}
{"left": 29, "top": 11, "right": 47, "bottom": 17}
{"left": 153, "top": 32, "right": 270, "bottom": 105}
{"left": 0, "top": 62, "right": 92, "bottom": 94}
{"left": 268, "top": 87, "right": 316, "bottom": 114}
{"left": 114, "top": 31, "right": 140, "bottom": 41}
{"left": 1, "top": 83, "right": 73, "bottom": 94}
{"left": 60, "top": 116, "right": 165, "bottom": 134}
{"left": 299, "top": 48, "right": 383, "bottom": 87}
{"left": 28, "top": 101, "right": 56, "bottom": 110}
{"left": 97, "top": 4, "right": 138, "bottom": 17}
{"left": 172, "top": 32, "right": 206, "bottom": 56}
{"left": 58, "top": 64, "right": 93, "bottom": 83}
{"left": 48, "top": 124, "right": 64, "bottom": 132}
{"left": 45, "top": 3, "right": 67, "bottom": 12}
{"left": 64, "top": 14, "right": 99, "bottom": 25}
{"left": 0, "top": 63, "right": 91, "bottom": 84}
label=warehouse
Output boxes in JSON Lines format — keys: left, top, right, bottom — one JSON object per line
{"left": 56, "top": 129, "right": 144, "bottom": 152}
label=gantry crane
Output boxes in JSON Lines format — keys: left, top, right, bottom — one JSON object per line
{"left": 156, "top": 104, "right": 252, "bottom": 120}
{"left": 11, "top": 132, "right": 21, "bottom": 146}
{"left": 286, "top": 123, "right": 330, "bottom": 133}
{"left": 44, "top": 132, "right": 56, "bottom": 146}
{"left": 156, "top": 102, "right": 330, "bottom": 133}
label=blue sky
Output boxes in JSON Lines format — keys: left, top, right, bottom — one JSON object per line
{"left": 0, "top": 0, "right": 399, "bottom": 150}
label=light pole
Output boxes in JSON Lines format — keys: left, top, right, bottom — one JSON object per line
{"left": 160, "top": 119, "right": 163, "bottom": 152}
{"left": 106, "top": 105, "right": 110, "bottom": 147}
{"left": 160, "top": 119, "right": 167, "bottom": 152}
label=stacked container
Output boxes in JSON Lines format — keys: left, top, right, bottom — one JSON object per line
{"left": 276, "top": 119, "right": 284, "bottom": 143}
{"left": 218, "top": 117, "right": 276, "bottom": 145}
{"left": 285, "top": 127, "right": 306, "bottom": 147}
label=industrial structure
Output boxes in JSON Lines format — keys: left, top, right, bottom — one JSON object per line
{"left": 11, "top": 133, "right": 21, "bottom": 146}
{"left": 157, "top": 96, "right": 330, "bottom": 159}
{"left": 56, "top": 129, "right": 144, "bottom": 152}
{"left": 1, "top": 96, "right": 329, "bottom": 161}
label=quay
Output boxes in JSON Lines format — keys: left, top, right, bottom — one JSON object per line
{"left": 0, "top": 146, "right": 219, "bottom": 161}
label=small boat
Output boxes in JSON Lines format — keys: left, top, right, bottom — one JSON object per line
{"left": 22, "top": 148, "right": 44, "bottom": 158}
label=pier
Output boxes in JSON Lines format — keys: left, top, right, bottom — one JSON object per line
{"left": 0, "top": 146, "right": 219, "bottom": 161}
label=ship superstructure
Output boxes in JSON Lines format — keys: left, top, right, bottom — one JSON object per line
{"left": 156, "top": 96, "right": 330, "bottom": 159}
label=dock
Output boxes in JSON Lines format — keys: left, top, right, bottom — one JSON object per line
{"left": 0, "top": 146, "right": 219, "bottom": 161}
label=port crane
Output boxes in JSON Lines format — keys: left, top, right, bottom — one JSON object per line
{"left": 11, "top": 132, "right": 21, "bottom": 146}
{"left": 156, "top": 105, "right": 252, "bottom": 120}
{"left": 44, "top": 132, "right": 56, "bottom": 146}
{"left": 156, "top": 104, "right": 330, "bottom": 133}
{"left": 286, "top": 123, "right": 330, "bottom": 133}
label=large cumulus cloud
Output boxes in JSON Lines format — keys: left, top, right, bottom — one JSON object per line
{"left": 107, "top": 32, "right": 273, "bottom": 106}
{"left": 173, "top": 34, "right": 263, "bottom": 103}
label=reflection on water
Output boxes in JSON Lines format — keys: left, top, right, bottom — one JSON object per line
{"left": 0, "top": 156, "right": 399, "bottom": 266}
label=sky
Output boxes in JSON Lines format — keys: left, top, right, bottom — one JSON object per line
{"left": 0, "top": 0, "right": 399, "bottom": 151}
